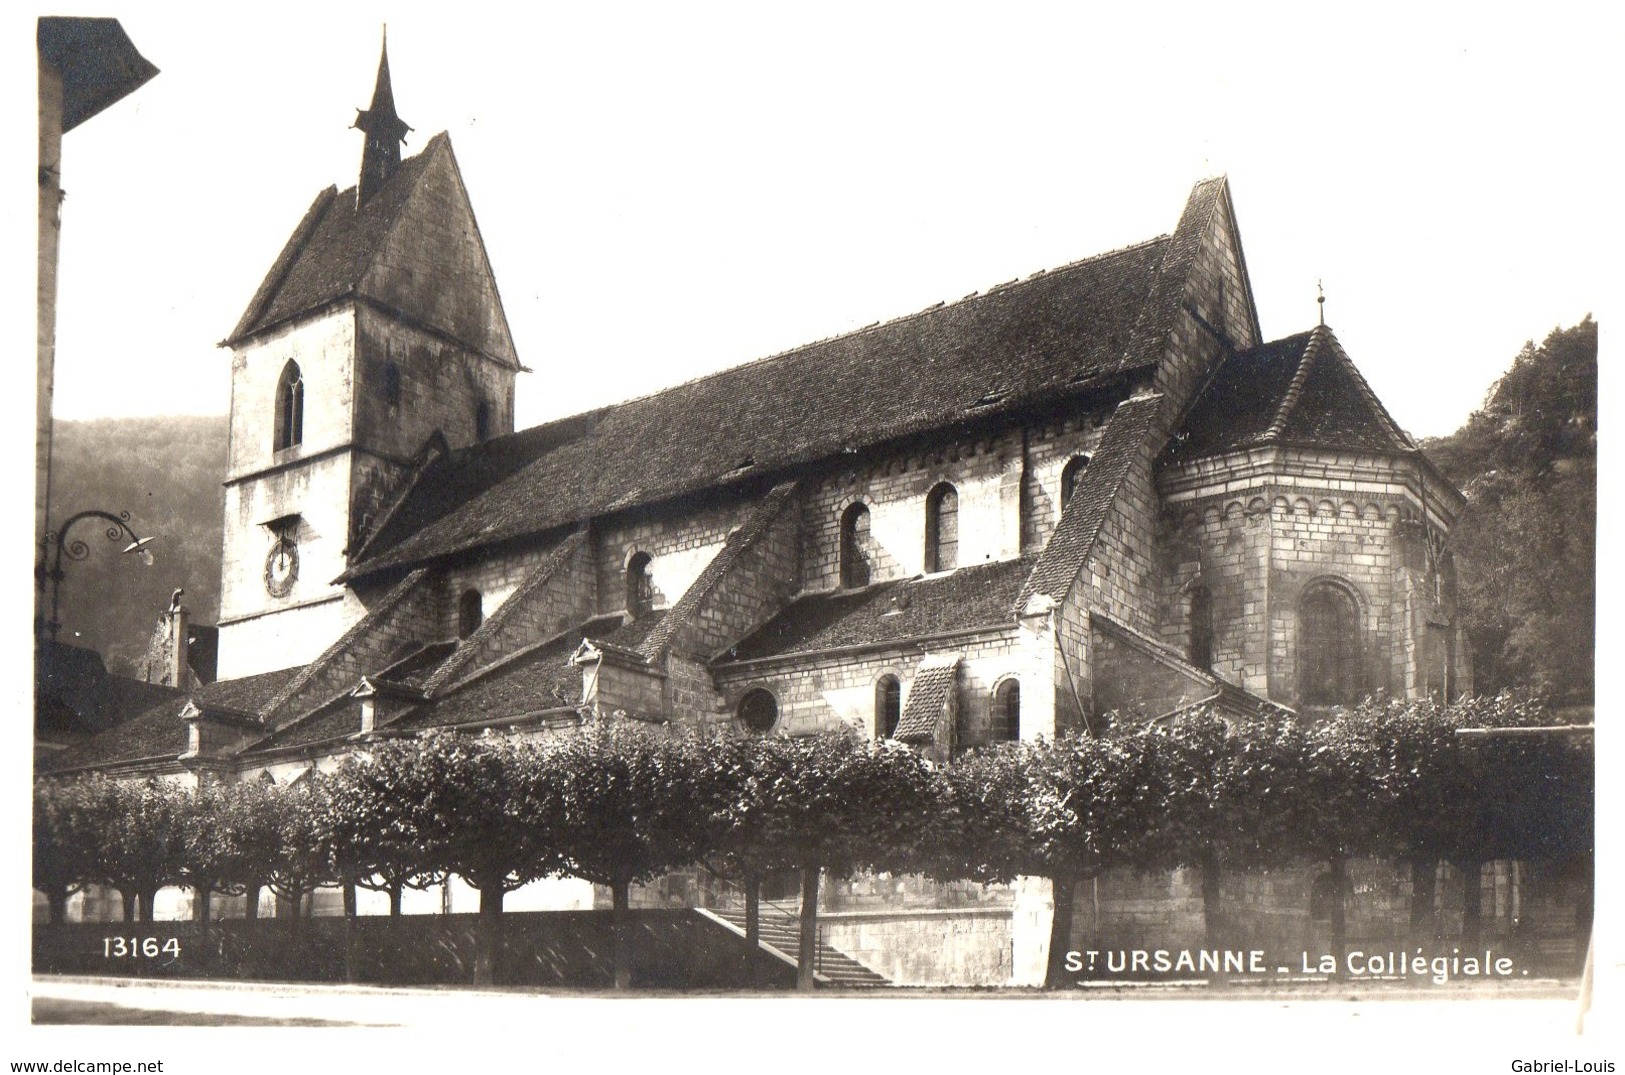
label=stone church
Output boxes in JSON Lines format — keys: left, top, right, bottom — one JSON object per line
{"left": 50, "top": 42, "right": 1471, "bottom": 980}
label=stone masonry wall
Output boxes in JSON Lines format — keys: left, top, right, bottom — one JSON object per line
{"left": 712, "top": 630, "right": 1021, "bottom": 741}
{"left": 1021, "top": 412, "right": 1113, "bottom": 553}
{"left": 594, "top": 497, "right": 750, "bottom": 617}
{"left": 353, "top": 306, "right": 515, "bottom": 463}
{"left": 1157, "top": 448, "right": 1461, "bottom": 707}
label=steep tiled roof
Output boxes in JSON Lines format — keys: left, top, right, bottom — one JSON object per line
{"left": 225, "top": 142, "right": 436, "bottom": 344}
{"left": 1018, "top": 393, "right": 1163, "bottom": 610}
{"left": 1167, "top": 326, "right": 1415, "bottom": 460}
{"left": 347, "top": 231, "right": 1181, "bottom": 579}
{"left": 721, "top": 558, "right": 1031, "bottom": 664}
{"left": 894, "top": 654, "right": 960, "bottom": 742}
{"left": 245, "top": 697, "right": 367, "bottom": 754}
{"left": 385, "top": 636, "right": 583, "bottom": 732}
{"left": 45, "top": 667, "right": 302, "bottom": 773}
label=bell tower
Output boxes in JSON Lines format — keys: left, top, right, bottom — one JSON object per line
{"left": 215, "top": 35, "right": 521, "bottom": 679}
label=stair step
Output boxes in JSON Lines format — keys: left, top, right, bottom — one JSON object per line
{"left": 711, "top": 909, "right": 888, "bottom": 986}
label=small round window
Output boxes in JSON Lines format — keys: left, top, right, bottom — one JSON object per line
{"left": 738, "top": 688, "right": 779, "bottom": 733}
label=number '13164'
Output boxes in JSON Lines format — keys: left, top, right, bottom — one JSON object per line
{"left": 103, "top": 937, "right": 181, "bottom": 958}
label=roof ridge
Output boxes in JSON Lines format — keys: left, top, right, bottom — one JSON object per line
{"left": 1313, "top": 325, "right": 1417, "bottom": 450}
{"left": 1263, "top": 324, "right": 1327, "bottom": 441}
{"left": 564, "top": 234, "right": 1174, "bottom": 417}
{"left": 224, "top": 185, "right": 337, "bottom": 344}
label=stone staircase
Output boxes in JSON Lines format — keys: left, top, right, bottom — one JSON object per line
{"left": 707, "top": 907, "right": 888, "bottom": 987}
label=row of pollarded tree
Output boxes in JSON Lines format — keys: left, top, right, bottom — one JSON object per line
{"left": 34, "top": 693, "right": 1591, "bottom": 989}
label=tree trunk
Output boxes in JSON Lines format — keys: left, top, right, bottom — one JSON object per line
{"left": 1044, "top": 876, "right": 1077, "bottom": 990}
{"left": 244, "top": 884, "right": 260, "bottom": 920}
{"left": 1409, "top": 858, "right": 1437, "bottom": 942}
{"left": 195, "top": 885, "right": 213, "bottom": 971}
{"left": 796, "top": 865, "right": 819, "bottom": 991}
{"left": 389, "top": 880, "right": 403, "bottom": 917}
{"left": 612, "top": 878, "right": 632, "bottom": 991}
{"left": 1460, "top": 860, "right": 1484, "bottom": 949}
{"left": 1328, "top": 857, "right": 1349, "bottom": 978}
{"left": 139, "top": 889, "right": 156, "bottom": 923}
{"left": 120, "top": 890, "right": 136, "bottom": 922}
{"left": 45, "top": 886, "right": 68, "bottom": 927}
{"left": 1200, "top": 849, "right": 1224, "bottom": 950}
{"left": 473, "top": 887, "right": 503, "bottom": 988}
{"left": 743, "top": 872, "right": 761, "bottom": 948}
{"left": 343, "top": 882, "right": 359, "bottom": 984}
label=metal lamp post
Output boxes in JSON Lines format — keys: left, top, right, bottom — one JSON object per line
{"left": 35, "top": 509, "right": 155, "bottom": 644}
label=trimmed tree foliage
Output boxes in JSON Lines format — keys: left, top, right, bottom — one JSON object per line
{"left": 716, "top": 731, "right": 942, "bottom": 989}
{"left": 31, "top": 698, "right": 1591, "bottom": 988}
{"left": 540, "top": 719, "right": 735, "bottom": 989}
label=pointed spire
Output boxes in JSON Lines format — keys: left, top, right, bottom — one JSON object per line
{"left": 353, "top": 27, "right": 411, "bottom": 207}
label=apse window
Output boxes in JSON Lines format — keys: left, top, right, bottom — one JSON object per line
{"left": 1189, "top": 585, "right": 1214, "bottom": 669}
{"left": 738, "top": 688, "right": 779, "bottom": 733}
{"left": 1299, "top": 582, "right": 1360, "bottom": 705}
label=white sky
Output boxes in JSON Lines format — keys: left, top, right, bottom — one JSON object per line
{"left": 33, "top": 2, "right": 1616, "bottom": 439}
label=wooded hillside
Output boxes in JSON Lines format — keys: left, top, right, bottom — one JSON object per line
{"left": 44, "top": 415, "right": 228, "bottom": 676}
{"left": 1421, "top": 317, "right": 1597, "bottom": 701}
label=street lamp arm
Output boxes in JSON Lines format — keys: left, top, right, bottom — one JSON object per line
{"left": 37, "top": 509, "right": 155, "bottom": 645}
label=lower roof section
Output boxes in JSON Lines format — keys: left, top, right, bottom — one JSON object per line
{"left": 721, "top": 557, "right": 1033, "bottom": 665}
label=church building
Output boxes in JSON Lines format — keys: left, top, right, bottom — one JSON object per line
{"left": 50, "top": 41, "right": 1471, "bottom": 980}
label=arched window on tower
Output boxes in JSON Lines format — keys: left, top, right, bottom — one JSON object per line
{"left": 1298, "top": 582, "right": 1361, "bottom": 706}
{"left": 457, "top": 589, "right": 483, "bottom": 639}
{"left": 991, "top": 679, "right": 1020, "bottom": 743}
{"left": 875, "top": 674, "right": 901, "bottom": 738}
{"left": 924, "top": 483, "right": 959, "bottom": 573}
{"left": 1189, "top": 585, "right": 1214, "bottom": 669}
{"left": 274, "top": 361, "right": 304, "bottom": 451}
{"left": 626, "top": 551, "right": 654, "bottom": 617}
{"left": 839, "top": 503, "right": 871, "bottom": 588}
{"left": 475, "top": 399, "right": 492, "bottom": 443}
{"left": 1060, "top": 454, "right": 1091, "bottom": 512}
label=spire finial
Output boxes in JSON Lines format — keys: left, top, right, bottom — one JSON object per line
{"left": 1317, "top": 279, "right": 1325, "bottom": 327}
{"left": 353, "top": 28, "right": 412, "bottom": 207}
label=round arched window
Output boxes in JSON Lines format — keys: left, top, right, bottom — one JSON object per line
{"left": 738, "top": 688, "right": 779, "bottom": 733}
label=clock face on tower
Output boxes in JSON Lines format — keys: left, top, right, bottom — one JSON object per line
{"left": 264, "top": 537, "right": 300, "bottom": 597}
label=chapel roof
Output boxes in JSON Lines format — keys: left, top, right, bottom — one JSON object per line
{"left": 720, "top": 557, "right": 1033, "bottom": 664}
{"left": 345, "top": 179, "right": 1242, "bottom": 580}
{"left": 1166, "top": 325, "right": 1416, "bottom": 460}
